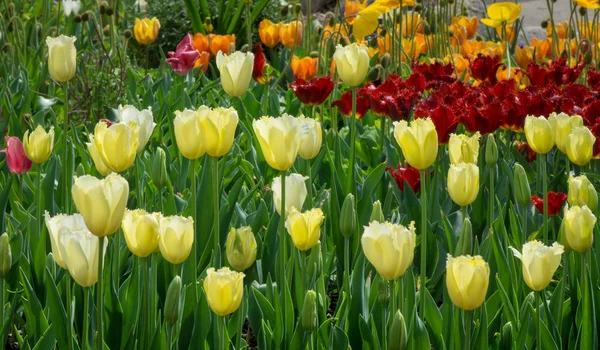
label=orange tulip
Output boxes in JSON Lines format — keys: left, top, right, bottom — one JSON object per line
{"left": 515, "top": 45, "right": 533, "bottom": 69}
{"left": 557, "top": 39, "right": 578, "bottom": 57}
{"left": 531, "top": 37, "right": 552, "bottom": 60}
{"left": 194, "top": 51, "right": 210, "bottom": 72}
{"left": 445, "top": 54, "right": 470, "bottom": 81}
{"left": 449, "top": 23, "right": 468, "bottom": 47}
{"left": 546, "top": 21, "right": 569, "bottom": 39}
{"left": 377, "top": 31, "right": 392, "bottom": 55}
{"left": 345, "top": 0, "right": 368, "bottom": 24}
{"left": 401, "top": 35, "right": 427, "bottom": 62}
{"left": 291, "top": 56, "right": 318, "bottom": 81}
{"left": 401, "top": 13, "right": 424, "bottom": 37}
{"left": 259, "top": 19, "right": 280, "bottom": 48}
{"left": 193, "top": 33, "right": 209, "bottom": 53}
{"left": 496, "top": 24, "right": 516, "bottom": 42}
{"left": 461, "top": 40, "right": 504, "bottom": 57}
{"left": 209, "top": 34, "right": 236, "bottom": 56}
{"left": 452, "top": 16, "right": 479, "bottom": 39}
{"left": 496, "top": 67, "right": 529, "bottom": 87}
{"left": 280, "top": 21, "right": 303, "bottom": 49}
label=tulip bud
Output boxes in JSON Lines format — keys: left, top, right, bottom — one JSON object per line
{"left": 380, "top": 53, "right": 391, "bottom": 68}
{"left": 370, "top": 200, "right": 385, "bottom": 223}
{"left": 164, "top": 276, "right": 182, "bottom": 325}
{"left": 540, "top": 20, "right": 548, "bottom": 29}
{"left": 240, "top": 44, "right": 249, "bottom": 53}
{"left": 293, "top": 4, "right": 302, "bottom": 19}
{"left": 124, "top": 29, "right": 132, "bottom": 39}
{"left": 7, "top": 2, "right": 14, "bottom": 17}
{"left": 565, "top": 126, "right": 595, "bottom": 166}
{"left": 280, "top": 5, "right": 290, "bottom": 17}
{"left": 99, "top": 2, "right": 108, "bottom": 14}
{"left": 226, "top": 226, "right": 257, "bottom": 271}
{"left": 0, "top": 233, "right": 12, "bottom": 278}
{"left": 394, "top": 118, "right": 438, "bottom": 169}
{"left": 309, "top": 51, "right": 319, "bottom": 58}
{"left": 388, "top": 310, "right": 408, "bottom": 350}
{"left": 579, "top": 7, "right": 587, "bottom": 17}
{"left": 501, "top": 322, "right": 513, "bottom": 349}
{"left": 378, "top": 278, "right": 390, "bottom": 306}
{"left": 455, "top": 218, "right": 472, "bottom": 256}
{"left": 151, "top": 147, "right": 169, "bottom": 189}
{"left": 367, "top": 65, "right": 383, "bottom": 82}
{"left": 485, "top": 134, "right": 498, "bottom": 166}
{"left": 82, "top": 11, "right": 90, "bottom": 22}
{"left": 74, "top": 15, "right": 82, "bottom": 23}
{"left": 380, "top": 28, "right": 388, "bottom": 37}
{"left": 524, "top": 115, "right": 555, "bottom": 154}
{"left": 513, "top": 164, "right": 531, "bottom": 206}
{"left": 333, "top": 43, "right": 370, "bottom": 87}
{"left": 447, "top": 163, "right": 479, "bottom": 207}
{"left": 340, "top": 193, "right": 357, "bottom": 237}
{"left": 301, "top": 290, "right": 318, "bottom": 333}
{"left": 105, "top": 7, "right": 114, "bottom": 16}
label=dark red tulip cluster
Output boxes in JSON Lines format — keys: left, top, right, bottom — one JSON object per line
{"left": 387, "top": 163, "right": 420, "bottom": 193}
{"left": 531, "top": 192, "right": 568, "bottom": 216}
{"left": 470, "top": 54, "right": 503, "bottom": 84}
{"left": 358, "top": 73, "right": 425, "bottom": 121}
{"left": 332, "top": 90, "right": 371, "bottom": 119}
{"left": 526, "top": 58, "right": 584, "bottom": 87}
{"left": 290, "top": 76, "right": 335, "bottom": 106}
{"left": 411, "top": 61, "right": 455, "bottom": 90}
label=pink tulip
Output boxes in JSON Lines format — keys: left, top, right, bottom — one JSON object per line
{"left": 165, "top": 34, "right": 200, "bottom": 76}
{"left": 1, "top": 136, "right": 32, "bottom": 174}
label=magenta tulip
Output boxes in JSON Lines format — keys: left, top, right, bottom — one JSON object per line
{"left": 165, "top": 34, "right": 201, "bottom": 76}
{"left": 1, "top": 136, "right": 32, "bottom": 174}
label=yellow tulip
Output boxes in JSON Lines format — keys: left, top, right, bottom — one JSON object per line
{"left": 548, "top": 112, "right": 583, "bottom": 153}
{"left": 568, "top": 175, "right": 598, "bottom": 212}
{"left": 448, "top": 132, "right": 480, "bottom": 165}
{"left": 272, "top": 173, "right": 308, "bottom": 216}
{"left": 510, "top": 240, "right": 564, "bottom": 291}
{"left": 86, "top": 135, "right": 111, "bottom": 177}
{"left": 225, "top": 226, "right": 257, "bottom": 271}
{"left": 279, "top": 21, "right": 303, "bottom": 49}
{"left": 72, "top": 174, "right": 129, "bottom": 237}
{"left": 361, "top": 221, "right": 415, "bottom": 280}
{"left": 565, "top": 126, "right": 596, "bottom": 166}
{"left": 352, "top": 0, "right": 401, "bottom": 40}
{"left": 447, "top": 163, "right": 480, "bottom": 207}
{"left": 286, "top": 208, "right": 325, "bottom": 251}
{"left": 122, "top": 209, "right": 160, "bottom": 258}
{"left": 45, "top": 212, "right": 90, "bottom": 269}
{"left": 258, "top": 19, "right": 280, "bottom": 48}
{"left": 446, "top": 255, "right": 490, "bottom": 310}
{"left": 574, "top": 0, "right": 600, "bottom": 9}
{"left": 216, "top": 51, "right": 255, "bottom": 97}
{"left": 134, "top": 18, "right": 160, "bottom": 45}
{"left": 333, "top": 43, "right": 370, "bottom": 86}
{"left": 297, "top": 116, "right": 322, "bottom": 160}
{"left": 253, "top": 114, "right": 303, "bottom": 171}
{"left": 200, "top": 107, "right": 239, "bottom": 157}
{"left": 204, "top": 267, "right": 244, "bottom": 316}
{"left": 158, "top": 215, "right": 194, "bottom": 265}
{"left": 23, "top": 125, "right": 55, "bottom": 164}
{"left": 524, "top": 115, "right": 555, "bottom": 154}
{"left": 46, "top": 35, "right": 77, "bottom": 83}
{"left": 564, "top": 205, "right": 596, "bottom": 253}
{"left": 117, "top": 105, "right": 156, "bottom": 153}
{"left": 481, "top": 2, "right": 522, "bottom": 28}
{"left": 174, "top": 107, "right": 207, "bottom": 160}
{"left": 93, "top": 121, "right": 139, "bottom": 173}
{"left": 393, "top": 118, "right": 438, "bottom": 170}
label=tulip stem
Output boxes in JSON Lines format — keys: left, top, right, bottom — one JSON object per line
{"left": 190, "top": 158, "right": 199, "bottom": 300}
{"left": 344, "top": 236, "right": 351, "bottom": 327}
{"left": 419, "top": 169, "right": 427, "bottom": 321}
{"left": 66, "top": 276, "right": 73, "bottom": 350}
{"left": 96, "top": 236, "right": 105, "bottom": 350}
{"left": 536, "top": 292, "right": 542, "bottom": 350}
{"left": 349, "top": 88, "right": 357, "bottom": 195}
{"left": 541, "top": 153, "right": 548, "bottom": 242}
{"left": 0, "top": 278, "right": 4, "bottom": 333}
{"left": 83, "top": 287, "right": 90, "bottom": 350}
{"left": 36, "top": 164, "right": 43, "bottom": 254}
{"left": 381, "top": 302, "right": 387, "bottom": 350}
{"left": 380, "top": 117, "right": 386, "bottom": 153}
{"left": 465, "top": 310, "right": 472, "bottom": 350}
{"left": 218, "top": 315, "right": 226, "bottom": 350}
{"left": 307, "top": 159, "right": 313, "bottom": 209}
{"left": 278, "top": 170, "right": 287, "bottom": 324}
{"left": 63, "top": 82, "right": 70, "bottom": 214}
{"left": 140, "top": 258, "right": 149, "bottom": 350}
{"left": 212, "top": 156, "right": 221, "bottom": 268}
{"left": 245, "top": 2, "right": 252, "bottom": 47}
{"left": 489, "top": 164, "right": 495, "bottom": 229}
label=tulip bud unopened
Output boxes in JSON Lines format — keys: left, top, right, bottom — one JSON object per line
{"left": 447, "top": 163, "right": 479, "bottom": 207}
{"left": 501, "top": 322, "right": 513, "bottom": 349}
{"left": 513, "top": 164, "right": 531, "bottom": 206}
{"left": 301, "top": 290, "right": 317, "bottom": 333}
{"left": 449, "top": 132, "right": 480, "bottom": 165}
{"left": 226, "top": 226, "right": 257, "bottom": 271}
{"left": 388, "top": 310, "right": 408, "bottom": 350}
{"left": 370, "top": 200, "right": 385, "bottom": 223}
{"left": 0, "top": 233, "right": 12, "bottom": 278}
{"left": 307, "top": 241, "right": 322, "bottom": 280}
{"left": 151, "top": 148, "right": 169, "bottom": 189}
{"left": 340, "top": 193, "right": 357, "bottom": 237}
{"left": 165, "top": 276, "right": 182, "bottom": 325}
{"left": 485, "top": 134, "right": 498, "bottom": 166}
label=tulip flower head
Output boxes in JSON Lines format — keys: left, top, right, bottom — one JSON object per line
{"left": 62, "top": 0, "right": 81, "bottom": 16}
{"left": 524, "top": 115, "right": 555, "bottom": 154}
{"left": 204, "top": 267, "right": 245, "bottom": 316}
{"left": 209, "top": 34, "right": 236, "bottom": 56}
{"left": 548, "top": 112, "right": 583, "bottom": 153}
{"left": 134, "top": 18, "right": 160, "bottom": 45}
{"left": 510, "top": 240, "right": 563, "bottom": 291}
{"left": 290, "top": 77, "right": 335, "bottom": 106}
{"left": 1, "top": 136, "right": 32, "bottom": 174}
{"left": 564, "top": 205, "right": 596, "bottom": 253}
{"left": 332, "top": 90, "right": 371, "bottom": 119}
{"left": 174, "top": 107, "right": 208, "bottom": 160}
{"left": 272, "top": 173, "right": 308, "bottom": 216}
{"left": 361, "top": 220, "right": 416, "bottom": 280}
{"left": 226, "top": 226, "right": 257, "bottom": 271}
{"left": 259, "top": 19, "right": 280, "bottom": 48}
{"left": 93, "top": 120, "right": 139, "bottom": 173}
{"left": 333, "top": 43, "right": 370, "bottom": 86}
{"left": 387, "top": 164, "right": 421, "bottom": 193}
{"left": 291, "top": 56, "right": 318, "bottom": 81}
{"left": 200, "top": 107, "right": 239, "bottom": 157}
{"left": 574, "top": 0, "right": 600, "bottom": 9}
{"left": 216, "top": 50, "right": 255, "bottom": 97}
{"left": 447, "top": 162, "right": 480, "bottom": 207}
{"left": 481, "top": 2, "right": 522, "bottom": 28}
{"left": 158, "top": 215, "right": 194, "bottom": 264}
{"left": 45, "top": 212, "right": 88, "bottom": 269}
{"left": 446, "top": 255, "right": 490, "bottom": 310}
{"left": 23, "top": 125, "right": 55, "bottom": 164}
{"left": 565, "top": 126, "right": 596, "bottom": 166}
{"left": 393, "top": 118, "right": 439, "bottom": 170}
{"left": 253, "top": 114, "right": 305, "bottom": 171}
{"left": 166, "top": 34, "right": 201, "bottom": 76}
{"left": 531, "top": 192, "right": 568, "bottom": 216}
{"left": 122, "top": 209, "right": 160, "bottom": 258}
{"left": 297, "top": 116, "right": 323, "bottom": 160}
{"left": 72, "top": 174, "right": 129, "bottom": 237}
{"left": 568, "top": 175, "right": 598, "bottom": 212}
{"left": 46, "top": 35, "right": 77, "bottom": 83}
{"left": 448, "top": 132, "right": 480, "bottom": 165}
{"left": 253, "top": 43, "right": 270, "bottom": 84}
{"left": 86, "top": 135, "right": 111, "bottom": 177}
{"left": 286, "top": 208, "right": 325, "bottom": 251}
{"left": 279, "top": 21, "right": 303, "bottom": 49}
{"left": 117, "top": 105, "right": 155, "bottom": 153}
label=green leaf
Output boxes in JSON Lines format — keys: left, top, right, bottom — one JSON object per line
{"left": 332, "top": 326, "right": 349, "bottom": 349}
{"left": 44, "top": 268, "right": 69, "bottom": 350}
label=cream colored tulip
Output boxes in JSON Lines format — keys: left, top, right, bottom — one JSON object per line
{"left": 564, "top": 205, "right": 596, "bottom": 253}
{"left": 93, "top": 121, "right": 139, "bottom": 173}
{"left": 174, "top": 108, "right": 207, "bottom": 160}
{"left": 565, "top": 126, "right": 596, "bottom": 166}
{"left": 297, "top": 116, "right": 322, "bottom": 160}
{"left": 122, "top": 209, "right": 160, "bottom": 258}
{"left": 216, "top": 51, "right": 255, "bottom": 97}
{"left": 447, "top": 163, "right": 480, "bottom": 207}
{"left": 158, "top": 215, "right": 194, "bottom": 264}
{"left": 446, "top": 255, "right": 490, "bottom": 310}
{"left": 510, "top": 240, "right": 564, "bottom": 291}
{"left": 333, "top": 43, "right": 370, "bottom": 87}
{"left": 524, "top": 115, "right": 555, "bottom": 154}
{"left": 23, "top": 125, "right": 55, "bottom": 163}
{"left": 46, "top": 35, "right": 77, "bottom": 82}
{"left": 200, "top": 107, "right": 239, "bottom": 157}
{"left": 253, "top": 114, "right": 304, "bottom": 171}
{"left": 86, "top": 135, "right": 111, "bottom": 177}
{"left": 204, "top": 267, "right": 244, "bottom": 316}
{"left": 361, "top": 221, "right": 416, "bottom": 280}
{"left": 568, "top": 175, "right": 598, "bottom": 212}
{"left": 72, "top": 174, "right": 129, "bottom": 237}
{"left": 226, "top": 226, "right": 257, "bottom": 271}
{"left": 393, "top": 118, "right": 438, "bottom": 169}
{"left": 548, "top": 112, "right": 583, "bottom": 153}
{"left": 448, "top": 132, "right": 480, "bottom": 165}
{"left": 45, "top": 212, "right": 89, "bottom": 269}
{"left": 117, "top": 105, "right": 156, "bottom": 152}
{"left": 286, "top": 208, "right": 325, "bottom": 251}
{"left": 272, "top": 173, "right": 308, "bottom": 216}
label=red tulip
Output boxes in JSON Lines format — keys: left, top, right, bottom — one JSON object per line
{"left": 1, "top": 136, "right": 32, "bottom": 174}
{"left": 332, "top": 90, "right": 370, "bottom": 119}
{"left": 387, "top": 164, "right": 420, "bottom": 193}
{"left": 470, "top": 54, "right": 503, "bottom": 83}
{"left": 166, "top": 34, "right": 201, "bottom": 76}
{"left": 417, "top": 104, "right": 460, "bottom": 144}
{"left": 515, "top": 141, "right": 537, "bottom": 162}
{"left": 587, "top": 68, "right": 600, "bottom": 92}
{"left": 411, "top": 61, "right": 455, "bottom": 89}
{"left": 253, "top": 43, "right": 269, "bottom": 84}
{"left": 531, "top": 192, "right": 567, "bottom": 216}
{"left": 290, "top": 76, "right": 334, "bottom": 106}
